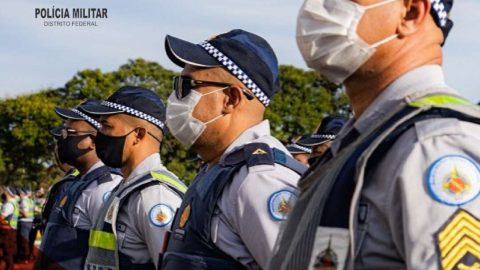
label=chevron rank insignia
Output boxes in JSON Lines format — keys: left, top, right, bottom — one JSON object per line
{"left": 252, "top": 148, "right": 267, "bottom": 155}
{"left": 435, "top": 209, "right": 480, "bottom": 270}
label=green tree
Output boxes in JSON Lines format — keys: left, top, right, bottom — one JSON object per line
{"left": 0, "top": 59, "right": 349, "bottom": 187}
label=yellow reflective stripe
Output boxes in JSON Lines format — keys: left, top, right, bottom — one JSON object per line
{"left": 409, "top": 95, "right": 473, "bottom": 107}
{"left": 89, "top": 230, "right": 116, "bottom": 251}
{"left": 150, "top": 171, "right": 187, "bottom": 194}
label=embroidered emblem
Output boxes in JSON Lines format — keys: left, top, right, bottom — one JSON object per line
{"left": 268, "top": 190, "right": 297, "bottom": 221}
{"left": 106, "top": 205, "right": 114, "bottom": 222}
{"left": 148, "top": 204, "right": 174, "bottom": 227}
{"left": 313, "top": 236, "right": 338, "bottom": 270}
{"left": 427, "top": 155, "right": 480, "bottom": 206}
{"left": 59, "top": 196, "right": 68, "bottom": 208}
{"left": 179, "top": 204, "right": 191, "bottom": 229}
{"left": 102, "top": 191, "right": 111, "bottom": 203}
{"left": 252, "top": 148, "right": 268, "bottom": 155}
{"left": 436, "top": 209, "right": 480, "bottom": 270}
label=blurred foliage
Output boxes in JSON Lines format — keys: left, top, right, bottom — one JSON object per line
{"left": 0, "top": 59, "right": 350, "bottom": 188}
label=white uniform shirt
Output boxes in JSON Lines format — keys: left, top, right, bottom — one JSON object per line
{"left": 114, "top": 153, "right": 182, "bottom": 269}
{"left": 212, "top": 120, "right": 301, "bottom": 269}
{"left": 1, "top": 202, "right": 14, "bottom": 218}
{"left": 72, "top": 161, "right": 122, "bottom": 230}
{"left": 329, "top": 65, "right": 480, "bottom": 269}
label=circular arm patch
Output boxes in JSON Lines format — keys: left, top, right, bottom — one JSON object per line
{"left": 427, "top": 155, "right": 480, "bottom": 206}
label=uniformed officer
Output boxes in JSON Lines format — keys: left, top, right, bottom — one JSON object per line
{"left": 285, "top": 136, "right": 312, "bottom": 166}
{"left": 17, "top": 187, "right": 34, "bottom": 262}
{"left": 297, "top": 116, "right": 346, "bottom": 161}
{"left": 81, "top": 86, "right": 187, "bottom": 270}
{"left": 37, "top": 100, "right": 122, "bottom": 270}
{"left": 161, "top": 29, "right": 307, "bottom": 270}
{"left": 30, "top": 188, "right": 46, "bottom": 258}
{"left": 39, "top": 127, "right": 79, "bottom": 231}
{"left": 0, "top": 186, "right": 19, "bottom": 270}
{"left": 269, "top": 0, "right": 480, "bottom": 269}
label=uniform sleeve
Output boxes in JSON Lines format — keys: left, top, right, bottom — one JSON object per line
{"left": 138, "top": 185, "right": 183, "bottom": 269}
{"left": 85, "top": 174, "right": 122, "bottom": 227}
{"left": 382, "top": 118, "right": 480, "bottom": 269}
{"left": 1, "top": 203, "right": 14, "bottom": 217}
{"left": 227, "top": 165, "right": 300, "bottom": 269}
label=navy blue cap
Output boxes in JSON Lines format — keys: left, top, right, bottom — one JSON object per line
{"left": 286, "top": 135, "right": 313, "bottom": 154}
{"left": 54, "top": 100, "right": 102, "bottom": 130}
{"left": 50, "top": 126, "right": 63, "bottom": 138}
{"left": 165, "top": 29, "right": 280, "bottom": 107}
{"left": 298, "top": 116, "right": 346, "bottom": 146}
{"left": 80, "top": 86, "right": 167, "bottom": 133}
{"left": 5, "top": 186, "right": 17, "bottom": 196}
{"left": 430, "top": 0, "right": 453, "bottom": 41}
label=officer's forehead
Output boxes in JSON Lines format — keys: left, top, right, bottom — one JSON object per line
{"left": 99, "top": 113, "right": 127, "bottom": 126}
{"left": 64, "top": 119, "right": 92, "bottom": 130}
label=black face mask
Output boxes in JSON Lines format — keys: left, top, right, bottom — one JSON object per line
{"left": 56, "top": 135, "right": 92, "bottom": 165}
{"left": 95, "top": 130, "right": 135, "bottom": 168}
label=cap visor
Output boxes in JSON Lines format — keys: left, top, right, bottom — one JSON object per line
{"left": 54, "top": 107, "right": 86, "bottom": 120}
{"left": 80, "top": 103, "right": 123, "bottom": 115}
{"left": 286, "top": 146, "right": 308, "bottom": 154}
{"left": 165, "top": 35, "right": 221, "bottom": 68}
{"left": 50, "top": 126, "right": 63, "bottom": 137}
{"left": 297, "top": 137, "right": 331, "bottom": 146}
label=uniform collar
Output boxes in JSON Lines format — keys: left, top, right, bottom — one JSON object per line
{"left": 331, "top": 65, "right": 456, "bottom": 155}
{"left": 219, "top": 120, "right": 271, "bottom": 164}
{"left": 80, "top": 160, "right": 104, "bottom": 180}
{"left": 127, "top": 153, "right": 165, "bottom": 182}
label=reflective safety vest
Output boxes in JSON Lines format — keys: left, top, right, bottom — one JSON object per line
{"left": 85, "top": 170, "right": 187, "bottom": 270}
{"left": 40, "top": 165, "right": 119, "bottom": 270}
{"left": 269, "top": 94, "right": 480, "bottom": 270}
{"left": 2, "top": 198, "right": 19, "bottom": 230}
{"left": 162, "top": 143, "right": 307, "bottom": 270}
{"left": 20, "top": 197, "right": 35, "bottom": 220}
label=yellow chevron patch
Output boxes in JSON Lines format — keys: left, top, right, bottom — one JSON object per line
{"left": 252, "top": 148, "right": 267, "bottom": 155}
{"left": 436, "top": 210, "right": 480, "bottom": 270}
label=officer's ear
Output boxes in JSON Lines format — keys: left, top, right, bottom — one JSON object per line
{"left": 222, "top": 86, "right": 243, "bottom": 113}
{"left": 134, "top": 127, "right": 146, "bottom": 144}
{"left": 398, "top": 0, "right": 430, "bottom": 38}
{"left": 89, "top": 135, "right": 96, "bottom": 150}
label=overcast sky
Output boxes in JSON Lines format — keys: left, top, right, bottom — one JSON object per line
{"left": 1, "top": 0, "right": 479, "bottom": 102}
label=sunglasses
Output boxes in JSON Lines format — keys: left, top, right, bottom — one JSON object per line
{"left": 173, "top": 76, "right": 254, "bottom": 100}
{"left": 54, "top": 127, "right": 96, "bottom": 140}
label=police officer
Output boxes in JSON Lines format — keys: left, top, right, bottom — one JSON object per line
{"left": 0, "top": 186, "right": 19, "bottom": 270}
{"left": 297, "top": 116, "right": 346, "bottom": 161}
{"left": 38, "top": 100, "right": 122, "bottom": 270}
{"left": 39, "top": 127, "right": 79, "bottom": 231}
{"left": 161, "top": 29, "right": 307, "bottom": 270}
{"left": 17, "top": 187, "right": 34, "bottom": 262}
{"left": 270, "top": 0, "right": 480, "bottom": 269}
{"left": 30, "top": 188, "right": 45, "bottom": 258}
{"left": 285, "top": 136, "right": 312, "bottom": 166}
{"left": 81, "top": 86, "right": 187, "bottom": 270}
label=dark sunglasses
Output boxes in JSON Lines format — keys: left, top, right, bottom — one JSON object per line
{"left": 56, "top": 127, "right": 96, "bottom": 140}
{"left": 173, "top": 76, "right": 254, "bottom": 100}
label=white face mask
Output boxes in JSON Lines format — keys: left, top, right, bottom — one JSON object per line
{"left": 296, "top": 0, "right": 399, "bottom": 84}
{"left": 166, "top": 87, "right": 226, "bottom": 147}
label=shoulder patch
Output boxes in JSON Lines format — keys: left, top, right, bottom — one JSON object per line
{"left": 102, "top": 191, "right": 111, "bottom": 203}
{"left": 59, "top": 196, "right": 68, "bottom": 208}
{"left": 427, "top": 155, "right": 480, "bottom": 206}
{"left": 435, "top": 209, "right": 480, "bottom": 270}
{"left": 148, "top": 203, "right": 174, "bottom": 227}
{"left": 244, "top": 143, "right": 275, "bottom": 168}
{"left": 268, "top": 189, "right": 297, "bottom": 221}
